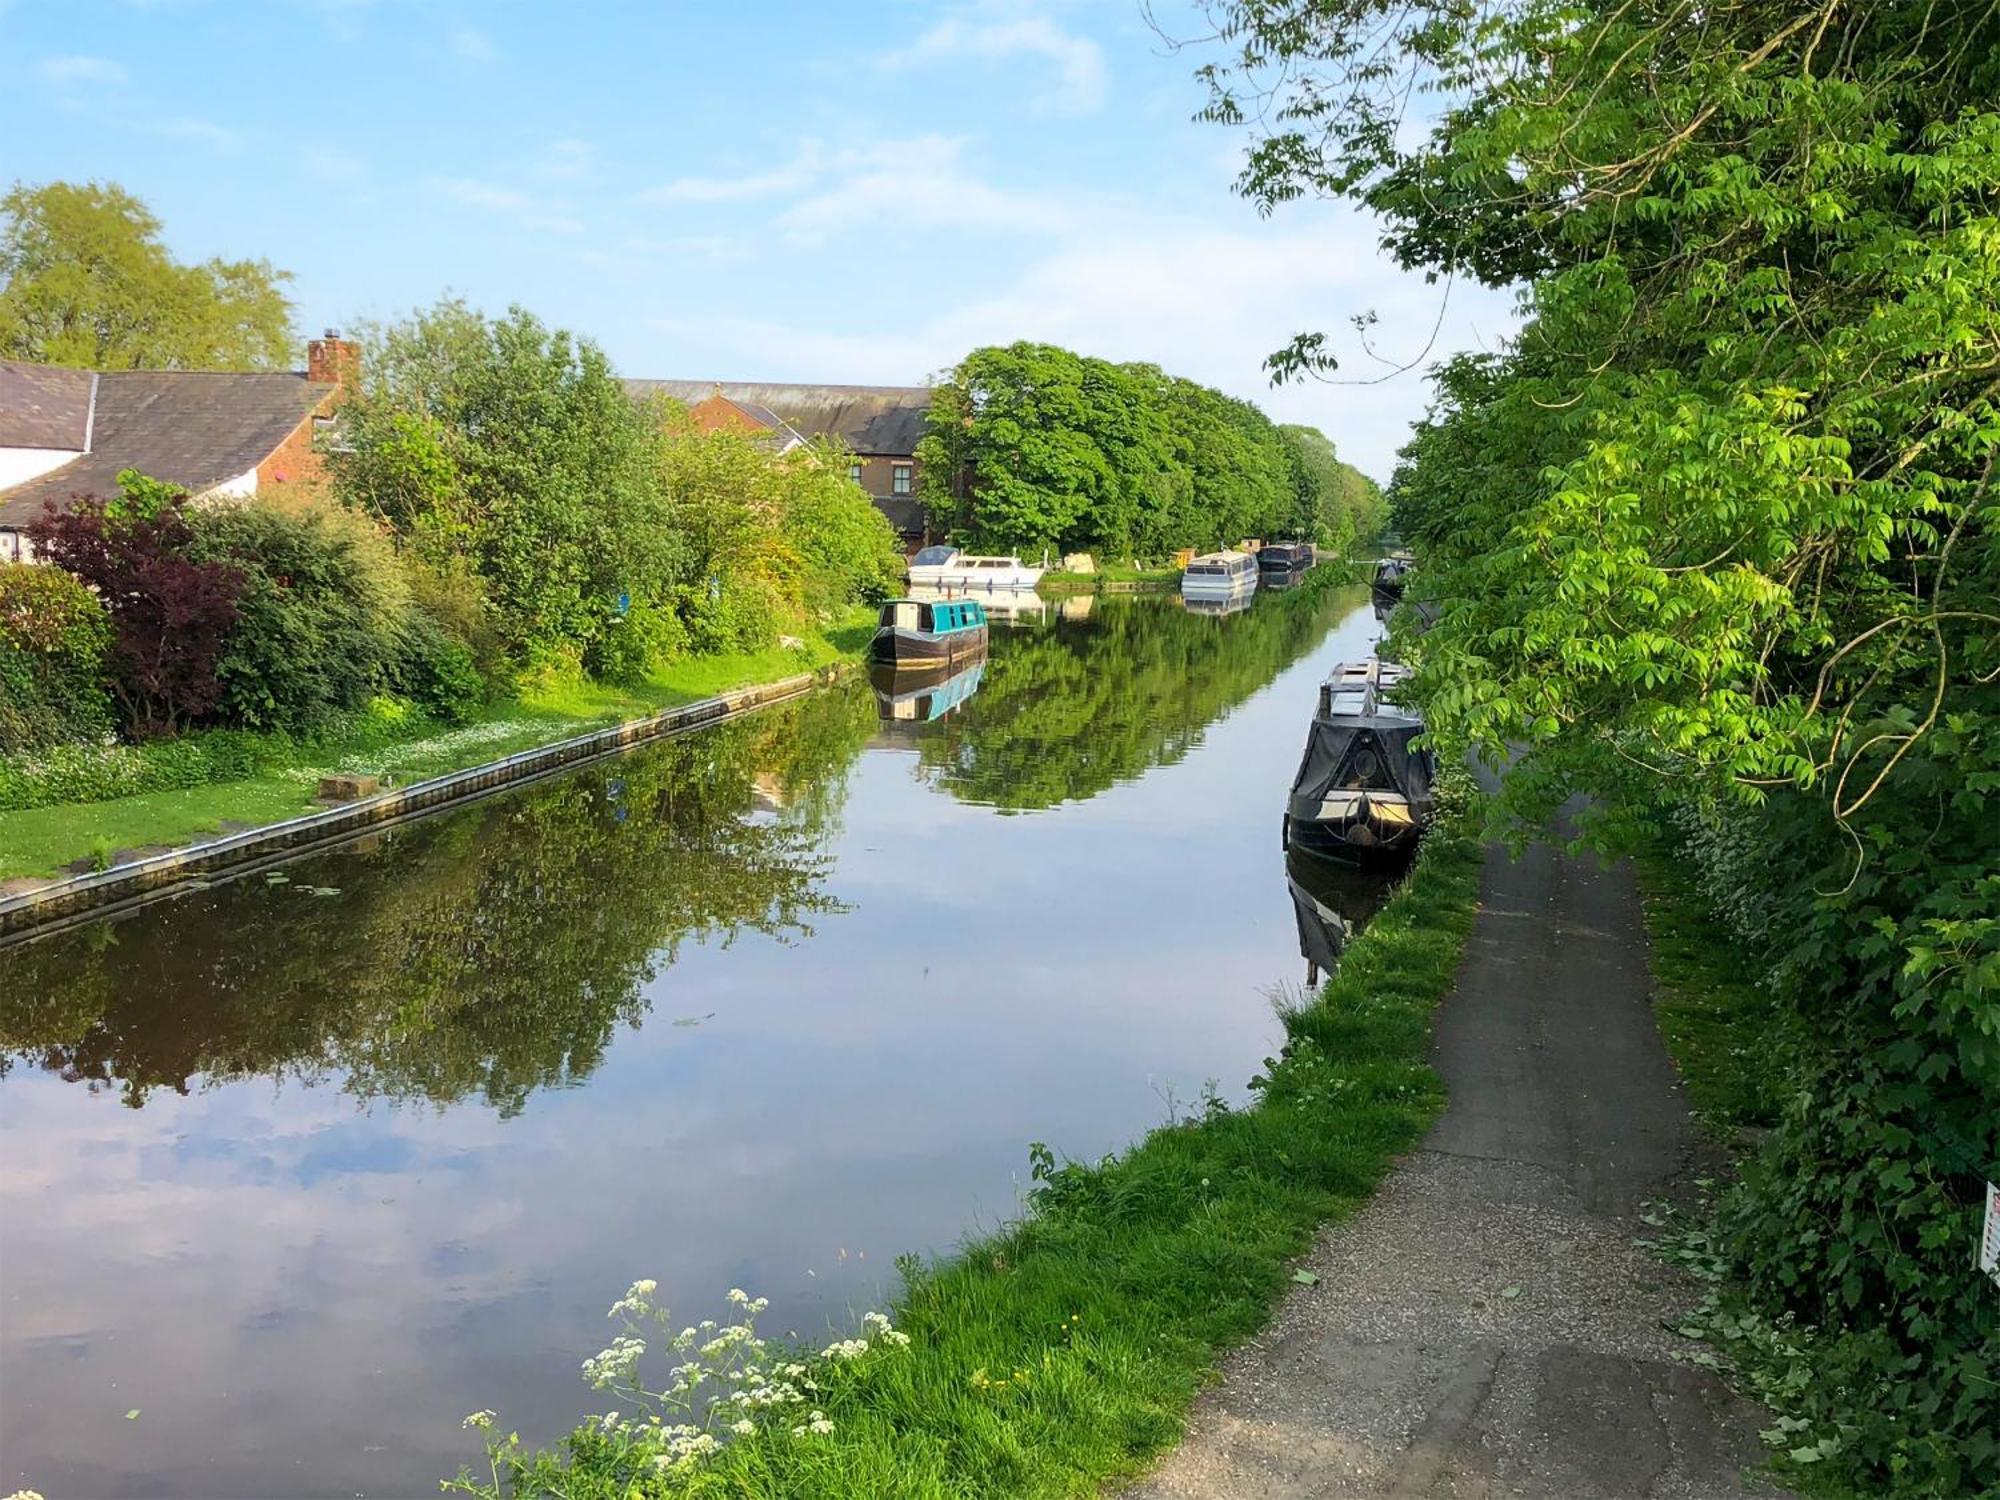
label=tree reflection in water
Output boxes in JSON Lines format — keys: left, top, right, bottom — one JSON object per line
{"left": 0, "top": 685, "right": 879, "bottom": 1115}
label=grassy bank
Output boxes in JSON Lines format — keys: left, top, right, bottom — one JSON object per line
{"left": 451, "top": 793, "right": 1486, "bottom": 1499}
{"left": 0, "top": 613, "right": 873, "bottom": 881}
{"left": 1035, "top": 563, "right": 1183, "bottom": 593}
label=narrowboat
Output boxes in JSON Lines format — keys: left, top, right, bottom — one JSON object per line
{"left": 1371, "top": 552, "right": 1414, "bottom": 602}
{"left": 1282, "top": 658, "right": 1436, "bottom": 867}
{"left": 868, "top": 596, "right": 989, "bottom": 671}
{"left": 870, "top": 658, "right": 985, "bottom": 723}
{"left": 1258, "top": 541, "right": 1315, "bottom": 576}
{"left": 906, "top": 546, "right": 1044, "bottom": 591}
{"left": 1180, "top": 550, "right": 1260, "bottom": 604}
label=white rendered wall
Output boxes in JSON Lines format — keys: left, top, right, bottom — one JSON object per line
{"left": 0, "top": 446, "right": 82, "bottom": 491}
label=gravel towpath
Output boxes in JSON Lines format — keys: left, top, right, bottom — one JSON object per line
{"left": 1123, "top": 835, "right": 1777, "bottom": 1499}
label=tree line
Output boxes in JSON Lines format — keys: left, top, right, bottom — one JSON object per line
{"left": 1203, "top": 2, "right": 1998, "bottom": 1493}
{"left": 916, "top": 340, "right": 1383, "bottom": 558}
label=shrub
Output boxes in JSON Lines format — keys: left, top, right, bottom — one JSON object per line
{"left": 392, "top": 608, "right": 485, "bottom": 723}
{"left": 26, "top": 474, "right": 243, "bottom": 738}
{"left": 584, "top": 597, "right": 686, "bottom": 685}
{"left": 0, "top": 726, "right": 280, "bottom": 811}
{"left": 0, "top": 562, "right": 113, "bottom": 751}
{"left": 186, "top": 491, "right": 411, "bottom": 732}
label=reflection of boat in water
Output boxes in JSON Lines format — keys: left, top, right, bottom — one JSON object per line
{"left": 906, "top": 546, "right": 1045, "bottom": 591}
{"left": 1182, "top": 593, "right": 1254, "bottom": 618}
{"left": 870, "top": 659, "right": 985, "bottom": 723}
{"left": 1371, "top": 552, "right": 1413, "bottom": 603}
{"left": 911, "top": 583, "right": 1047, "bottom": 626}
{"left": 1182, "top": 550, "right": 1260, "bottom": 604}
{"left": 868, "top": 596, "right": 988, "bottom": 671}
{"left": 1283, "top": 659, "right": 1436, "bottom": 867}
{"left": 1286, "top": 845, "right": 1392, "bottom": 986}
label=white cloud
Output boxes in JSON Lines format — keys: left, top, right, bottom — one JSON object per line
{"left": 450, "top": 24, "right": 496, "bottom": 63}
{"left": 881, "top": 16, "right": 1105, "bottom": 112}
{"left": 776, "top": 135, "right": 1072, "bottom": 241}
{"left": 426, "top": 175, "right": 582, "bottom": 234}
{"left": 638, "top": 146, "right": 824, "bottom": 205}
{"left": 145, "top": 116, "right": 241, "bottom": 150}
{"left": 646, "top": 207, "right": 1516, "bottom": 480}
{"left": 536, "top": 138, "right": 595, "bottom": 181}
{"left": 308, "top": 147, "right": 368, "bottom": 184}
{"left": 40, "top": 54, "right": 127, "bottom": 86}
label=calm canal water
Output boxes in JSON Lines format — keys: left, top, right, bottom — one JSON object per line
{"left": 0, "top": 587, "right": 1384, "bottom": 1499}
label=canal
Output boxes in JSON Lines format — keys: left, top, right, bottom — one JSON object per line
{"left": 0, "top": 584, "right": 1385, "bottom": 1499}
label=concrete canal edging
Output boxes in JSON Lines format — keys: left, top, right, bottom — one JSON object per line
{"left": 0, "top": 664, "right": 846, "bottom": 946}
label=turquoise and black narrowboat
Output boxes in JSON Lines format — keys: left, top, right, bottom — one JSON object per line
{"left": 869, "top": 596, "right": 989, "bottom": 671}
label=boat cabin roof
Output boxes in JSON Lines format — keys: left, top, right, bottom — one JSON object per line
{"left": 911, "top": 545, "right": 959, "bottom": 566}
{"left": 880, "top": 596, "right": 987, "bottom": 630}
{"left": 1187, "top": 550, "right": 1255, "bottom": 570}
{"left": 1316, "top": 659, "right": 1421, "bottom": 726}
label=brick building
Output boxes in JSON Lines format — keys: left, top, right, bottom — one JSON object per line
{"left": 0, "top": 334, "right": 358, "bottom": 563}
{"left": 628, "top": 379, "right": 931, "bottom": 546}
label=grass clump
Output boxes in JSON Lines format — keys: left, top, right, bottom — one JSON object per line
{"left": 450, "top": 795, "right": 1486, "bottom": 1498}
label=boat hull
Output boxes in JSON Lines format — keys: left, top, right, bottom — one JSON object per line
{"left": 1283, "top": 796, "right": 1426, "bottom": 868}
{"left": 868, "top": 624, "right": 989, "bottom": 671}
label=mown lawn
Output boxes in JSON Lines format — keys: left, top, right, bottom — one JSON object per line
{"left": 0, "top": 613, "right": 874, "bottom": 881}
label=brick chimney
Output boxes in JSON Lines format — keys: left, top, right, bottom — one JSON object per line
{"left": 307, "top": 329, "right": 360, "bottom": 395}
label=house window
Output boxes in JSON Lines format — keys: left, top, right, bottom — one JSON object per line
{"left": 849, "top": 462, "right": 863, "bottom": 484}
{"left": 892, "top": 463, "right": 913, "bottom": 495}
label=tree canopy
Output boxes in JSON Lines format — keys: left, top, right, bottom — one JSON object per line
{"left": 0, "top": 180, "right": 295, "bottom": 370}
{"left": 917, "top": 341, "right": 1343, "bottom": 556}
{"left": 1198, "top": 2, "right": 1999, "bottom": 1490}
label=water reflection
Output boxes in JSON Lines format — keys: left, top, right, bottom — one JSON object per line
{"left": 0, "top": 587, "right": 1382, "bottom": 1499}
{"left": 870, "top": 659, "right": 987, "bottom": 725}
{"left": 1284, "top": 846, "right": 1393, "bottom": 988}
{"left": 0, "top": 687, "right": 877, "bottom": 1116}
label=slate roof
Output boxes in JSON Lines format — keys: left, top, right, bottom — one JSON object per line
{"left": 0, "top": 371, "right": 329, "bottom": 527}
{"left": 628, "top": 380, "right": 931, "bottom": 457}
{"left": 0, "top": 360, "right": 96, "bottom": 449}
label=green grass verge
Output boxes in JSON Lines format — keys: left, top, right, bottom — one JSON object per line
{"left": 0, "top": 613, "right": 873, "bottom": 881}
{"left": 1036, "top": 564, "right": 1183, "bottom": 592}
{"left": 1632, "top": 847, "right": 1787, "bottom": 1139}
{"left": 452, "top": 800, "right": 1487, "bottom": 1499}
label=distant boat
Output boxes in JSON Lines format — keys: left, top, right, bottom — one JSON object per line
{"left": 906, "top": 546, "right": 1044, "bottom": 591}
{"left": 1258, "top": 541, "right": 1315, "bottom": 574}
{"left": 868, "top": 596, "right": 989, "bottom": 671}
{"left": 1181, "top": 550, "right": 1260, "bottom": 604}
{"left": 1283, "top": 658, "right": 1435, "bottom": 867}
{"left": 870, "top": 658, "right": 985, "bottom": 723}
{"left": 1371, "top": 552, "right": 1414, "bottom": 602}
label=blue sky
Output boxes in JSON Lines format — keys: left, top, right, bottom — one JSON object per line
{"left": 0, "top": 1, "right": 1516, "bottom": 480}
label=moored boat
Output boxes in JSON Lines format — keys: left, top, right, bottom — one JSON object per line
{"left": 906, "top": 546, "right": 1044, "bottom": 591}
{"left": 1282, "top": 658, "right": 1435, "bottom": 867}
{"left": 1371, "top": 551, "right": 1414, "bottom": 602}
{"left": 1181, "top": 550, "right": 1260, "bottom": 603}
{"left": 868, "top": 596, "right": 989, "bottom": 671}
{"left": 1258, "top": 541, "right": 1315, "bottom": 575}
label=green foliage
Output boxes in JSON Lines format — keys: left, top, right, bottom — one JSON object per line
{"left": 1277, "top": 424, "right": 1384, "bottom": 553}
{"left": 0, "top": 727, "right": 284, "bottom": 812}
{"left": 1202, "top": 3, "right": 2000, "bottom": 1490}
{"left": 0, "top": 561, "right": 112, "bottom": 751}
{"left": 0, "top": 179, "right": 294, "bottom": 369}
{"left": 186, "top": 490, "right": 413, "bottom": 732}
{"left": 437, "top": 798, "right": 1484, "bottom": 1497}
{"left": 918, "top": 341, "right": 1304, "bottom": 556}
{"left": 330, "top": 299, "right": 685, "bottom": 665}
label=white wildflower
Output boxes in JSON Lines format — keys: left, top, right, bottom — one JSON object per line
{"left": 730, "top": 1418, "right": 757, "bottom": 1437}
{"left": 462, "top": 1409, "right": 497, "bottom": 1430}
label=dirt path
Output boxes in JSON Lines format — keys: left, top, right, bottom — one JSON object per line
{"left": 1125, "top": 835, "right": 1776, "bottom": 1499}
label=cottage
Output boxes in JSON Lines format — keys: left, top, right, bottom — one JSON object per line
{"left": 0, "top": 334, "right": 357, "bottom": 563}
{"left": 627, "top": 379, "right": 931, "bottom": 546}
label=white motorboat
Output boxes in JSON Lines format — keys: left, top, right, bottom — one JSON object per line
{"left": 1180, "top": 550, "right": 1260, "bottom": 603}
{"left": 906, "top": 546, "right": 1044, "bottom": 591}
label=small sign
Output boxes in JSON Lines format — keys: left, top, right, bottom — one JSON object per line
{"left": 1982, "top": 1182, "right": 2000, "bottom": 1289}
{"left": 615, "top": 591, "right": 631, "bottom": 617}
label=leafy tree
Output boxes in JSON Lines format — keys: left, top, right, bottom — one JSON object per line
{"left": 1279, "top": 424, "right": 1383, "bottom": 551}
{"left": 0, "top": 180, "right": 295, "bottom": 369}
{"left": 27, "top": 472, "right": 243, "bottom": 737}
{"left": 1197, "top": 2, "right": 2000, "bottom": 1489}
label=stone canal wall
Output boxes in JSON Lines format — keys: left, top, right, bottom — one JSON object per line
{"left": 0, "top": 665, "right": 844, "bottom": 945}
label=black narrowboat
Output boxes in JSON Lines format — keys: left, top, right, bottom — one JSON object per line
{"left": 1259, "top": 541, "right": 1315, "bottom": 576}
{"left": 1283, "top": 659, "right": 1436, "bottom": 867}
{"left": 1371, "top": 552, "right": 1414, "bottom": 603}
{"left": 868, "top": 596, "right": 989, "bottom": 671}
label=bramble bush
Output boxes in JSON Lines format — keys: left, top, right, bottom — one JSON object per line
{"left": 0, "top": 561, "right": 112, "bottom": 751}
